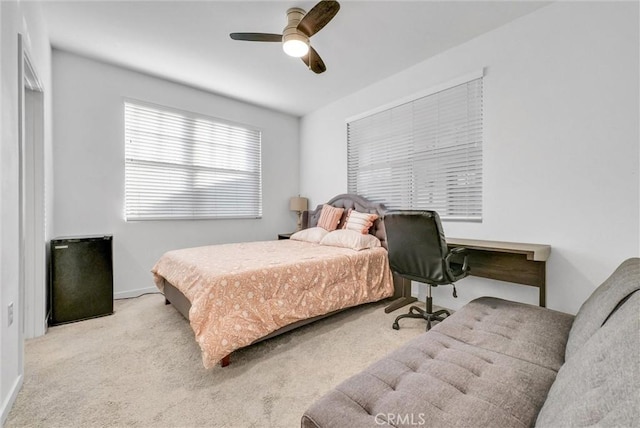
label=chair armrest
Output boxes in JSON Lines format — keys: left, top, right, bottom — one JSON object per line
{"left": 445, "top": 247, "right": 470, "bottom": 282}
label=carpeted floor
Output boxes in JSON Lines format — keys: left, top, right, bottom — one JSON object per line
{"left": 6, "top": 294, "right": 432, "bottom": 428}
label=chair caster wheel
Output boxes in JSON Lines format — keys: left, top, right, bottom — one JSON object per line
{"left": 392, "top": 322, "right": 400, "bottom": 330}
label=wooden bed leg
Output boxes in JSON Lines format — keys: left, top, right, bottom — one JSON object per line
{"left": 220, "top": 354, "right": 231, "bottom": 367}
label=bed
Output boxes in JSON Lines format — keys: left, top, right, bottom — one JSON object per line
{"left": 152, "top": 194, "right": 394, "bottom": 369}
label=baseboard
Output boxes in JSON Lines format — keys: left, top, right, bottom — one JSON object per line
{"left": 1, "top": 374, "right": 23, "bottom": 426}
{"left": 114, "top": 286, "right": 160, "bottom": 300}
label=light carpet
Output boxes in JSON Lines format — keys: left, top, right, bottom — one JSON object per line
{"left": 6, "top": 294, "right": 432, "bottom": 428}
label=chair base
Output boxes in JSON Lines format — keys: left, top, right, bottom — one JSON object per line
{"left": 392, "top": 297, "right": 450, "bottom": 331}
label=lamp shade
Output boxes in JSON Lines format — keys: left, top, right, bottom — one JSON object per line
{"left": 282, "top": 38, "right": 309, "bottom": 57}
{"left": 290, "top": 196, "right": 308, "bottom": 212}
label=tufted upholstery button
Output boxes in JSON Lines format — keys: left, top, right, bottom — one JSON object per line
{"left": 476, "top": 355, "right": 493, "bottom": 364}
{"left": 413, "top": 346, "right": 436, "bottom": 360}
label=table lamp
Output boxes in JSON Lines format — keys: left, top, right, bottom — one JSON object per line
{"left": 290, "top": 196, "right": 308, "bottom": 231}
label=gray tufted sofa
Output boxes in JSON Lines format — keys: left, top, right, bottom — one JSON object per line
{"left": 302, "top": 258, "right": 639, "bottom": 428}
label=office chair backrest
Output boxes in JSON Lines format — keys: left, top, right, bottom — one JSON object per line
{"left": 384, "top": 210, "right": 450, "bottom": 285}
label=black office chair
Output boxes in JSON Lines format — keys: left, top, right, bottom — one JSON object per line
{"left": 384, "top": 210, "right": 470, "bottom": 331}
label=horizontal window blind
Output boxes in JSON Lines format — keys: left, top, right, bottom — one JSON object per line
{"left": 125, "top": 101, "right": 262, "bottom": 220}
{"left": 347, "top": 76, "right": 483, "bottom": 221}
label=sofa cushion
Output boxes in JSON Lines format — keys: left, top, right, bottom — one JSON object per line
{"left": 565, "top": 258, "right": 640, "bottom": 360}
{"left": 431, "top": 297, "right": 574, "bottom": 371}
{"left": 535, "top": 291, "right": 640, "bottom": 427}
{"left": 302, "top": 331, "right": 558, "bottom": 428}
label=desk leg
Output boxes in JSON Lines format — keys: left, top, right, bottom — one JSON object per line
{"left": 538, "top": 262, "right": 546, "bottom": 307}
{"left": 385, "top": 275, "right": 417, "bottom": 313}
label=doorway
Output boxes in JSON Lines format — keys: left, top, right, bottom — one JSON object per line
{"left": 18, "top": 34, "right": 46, "bottom": 346}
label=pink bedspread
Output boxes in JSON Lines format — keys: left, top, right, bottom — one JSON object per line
{"left": 152, "top": 239, "right": 393, "bottom": 368}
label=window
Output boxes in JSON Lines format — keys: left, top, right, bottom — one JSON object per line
{"left": 347, "top": 73, "right": 483, "bottom": 221}
{"left": 124, "top": 101, "right": 262, "bottom": 220}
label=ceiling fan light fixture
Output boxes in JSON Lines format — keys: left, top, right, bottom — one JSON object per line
{"left": 283, "top": 35, "right": 309, "bottom": 57}
{"left": 282, "top": 8, "right": 309, "bottom": 58}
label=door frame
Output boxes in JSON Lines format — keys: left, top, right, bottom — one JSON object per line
{"left": 18, "top": 33, "right": 46, "bottom": 344}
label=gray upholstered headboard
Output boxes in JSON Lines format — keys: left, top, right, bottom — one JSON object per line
{"left": 301, "top": 194, "right": 388, "bottom": 250}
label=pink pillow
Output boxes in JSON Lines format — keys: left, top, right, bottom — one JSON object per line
{"left": 317, "top": 204, "right": 344, "bottom": 231}
{"left": 342, "top": 209, "right": 378, "bottom": 234}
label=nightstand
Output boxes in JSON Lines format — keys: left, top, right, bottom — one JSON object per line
{"left": 278, "top": 233, "right": 294, "bottom": 240}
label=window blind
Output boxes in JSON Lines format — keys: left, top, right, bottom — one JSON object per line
{"left": 124, "top": 101, "right": 262, "bottom": 220}
{"left": 347, "top": 76, "right": 483, "bottom": 221}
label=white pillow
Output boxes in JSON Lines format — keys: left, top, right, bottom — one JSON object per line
{"left": 319, "top": 229, "right": 381, "bottom": 251}
{"left": 290, "top": 227, "right": 329, "bottom": 243}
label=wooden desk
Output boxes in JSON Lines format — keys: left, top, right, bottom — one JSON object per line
{"left": 447, "top": 238, "right": 550, "bottom": 307}
{"left": 384, "top": 238, "right": 551, "bottom": 313}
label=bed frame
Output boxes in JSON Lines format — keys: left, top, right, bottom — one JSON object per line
{"left": 163, "top": 193, "right": 389, "bottom": 367}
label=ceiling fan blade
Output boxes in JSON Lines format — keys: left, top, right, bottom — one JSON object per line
{"left": 297, "top": 0, "right": 340, "bottom": 37}
{"left": 301, "top": 46, "right": 326, "bottom": 74}
{"left": 229, "top": 33, "right": 282, "bottom": 42}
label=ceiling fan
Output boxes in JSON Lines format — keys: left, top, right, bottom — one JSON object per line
{"left": 229, "top": 0, "right": 340, "bottom": 74}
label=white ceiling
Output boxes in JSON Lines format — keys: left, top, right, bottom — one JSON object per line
{"left": 42, "top": 1, "right": 550, "bottom": 116}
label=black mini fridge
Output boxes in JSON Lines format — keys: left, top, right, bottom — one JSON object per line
{"left": 49, "top": 235, "right": 113, "bottom": 325}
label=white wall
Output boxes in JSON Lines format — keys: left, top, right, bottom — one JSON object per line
{"left": 1, "top": 1, "right": 52, "bottom": 424}
{"left": 52, "top": 51, "right": 300, "bottom": 298}
{"left": 300, "top": 1, "right": 640, "bottom": 315}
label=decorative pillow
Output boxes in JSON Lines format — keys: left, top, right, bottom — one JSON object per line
{"left": 317, "top": 204, "right": 344, "bottom": 231}
{"left": 320, "top": 229, "right": 381, "bottom": 251}
{"left": 342, "top": 209, "right": 379, "bottom": 234}
{"left": 289, "top": 227, "right": 329, "bottom": 244}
